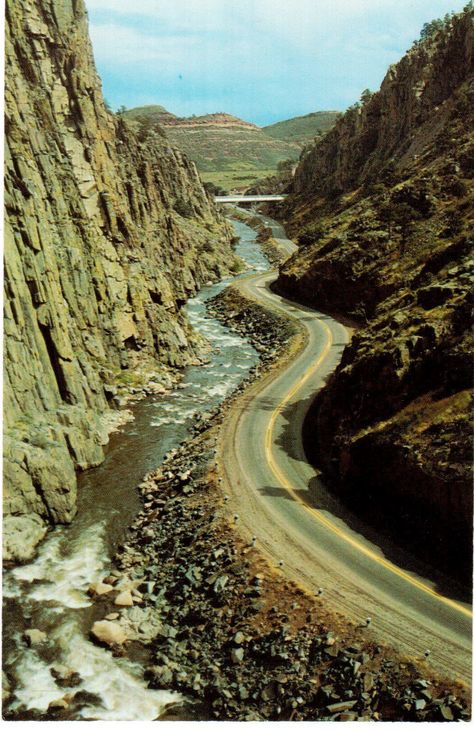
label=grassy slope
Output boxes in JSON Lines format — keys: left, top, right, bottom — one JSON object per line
{"left": 164, "top": 126, "right": 299, "bottom": 172}
{"left": 123, "top": 106, "right": 300, "bottom": 189}
{"left": 263, "top": 111, "right": 340, "bottom": 145}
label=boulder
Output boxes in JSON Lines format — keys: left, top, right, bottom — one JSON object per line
{"left": 48, "top": 697, "right": 69, "bottom": 711}
{"left": 90, "top": 620, "right": 127, "bottom": 647}
{"left": 88, "top": 581, "right": 114, "bottom": 596}
{"left": 2, "top": 671, "right": 11, "bottom": 703}
{"left": 114, "top": 589, "right": 134, "bottom": 606}
{"left": 231, "top": 647, "right": 244, "bottom": 664}
{"left": 24, "top": 628, "right": 47, "bottom": 646}
{"left": 3, "top": 514, "right": 47, "bottom": 562}
{"left": 50, "top": 665, "right": 82, "bottom": 688}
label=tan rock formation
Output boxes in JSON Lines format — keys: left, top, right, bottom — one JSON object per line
{"left": 90, "top": 620, "right": 127, "bottom": 647}
{"left": 4, "top": 0, "right": 238, "bottom": 561}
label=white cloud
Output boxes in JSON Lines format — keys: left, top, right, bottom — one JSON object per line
{"left": 89, "top": 23, "right": 197, "bottom": 64}
{"left": 84, "top": 0, "right": 469, "bottom": 122}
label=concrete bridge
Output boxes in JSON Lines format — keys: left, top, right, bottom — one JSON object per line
{"left": 214, "top": 194, "right": 287, "bottom": 203}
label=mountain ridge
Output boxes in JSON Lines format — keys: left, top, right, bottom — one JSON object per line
{"left": 263, "top": 110, "right": 340, "bottom": 145}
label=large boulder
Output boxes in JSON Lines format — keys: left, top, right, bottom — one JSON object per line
{"left": 90, "top": 620, "right": 128, "bottom": 647}
{"left": 3, "top": 514, "right": 47, "bottom": 562}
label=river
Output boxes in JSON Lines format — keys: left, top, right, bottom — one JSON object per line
{"left": 2, "top": 219, "right": 270, "bottom": 721}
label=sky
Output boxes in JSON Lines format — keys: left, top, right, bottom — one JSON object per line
{"left": 85, "top": 0, "right": 469, "bottom": 126}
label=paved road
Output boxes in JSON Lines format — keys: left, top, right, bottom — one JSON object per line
{"left": 218, "top": 265, "right": 472, "bottom": 684}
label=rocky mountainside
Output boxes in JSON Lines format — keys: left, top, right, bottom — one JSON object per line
{"left": 4, "top": 0, "right": 238, "bottom": 562}
{"left": 276, "top": 8, "right": 474, "bottom": 581}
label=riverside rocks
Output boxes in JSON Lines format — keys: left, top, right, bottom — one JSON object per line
{"left": 50, "top": 666, "right": 82, "bottom": 689}
{"left": 100, "top": 293, "right": 470, "bottom": 722}
{"left": 114, "top": 590, "right": 134, "bottom": 607}
{"left": 4, "top": 0, "right": 238, "bottom": 560}
{"left": 90, "top": 621, "right": 127, "bottom": 648}
{"left": 88, "top": 582, "right": 114, "bottom": 597}
{"left": 207, "top": 288, "right": 296, "bottom": 369}
{"left": 2, "top": 672, "right": 11, "bottom": 704}
{"left": 23, "top": 629, "right": 47, "bottom": 647}
{"left": 2, "top": 515, "right": 48, "bottom": 563}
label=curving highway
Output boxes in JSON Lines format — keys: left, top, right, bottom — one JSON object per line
{"left": 218, "top": 258, "right": 472, "bottom": 684}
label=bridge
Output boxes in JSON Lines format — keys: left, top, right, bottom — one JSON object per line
{"left": 214, "top": 194, "right": 287, "bottom": 203}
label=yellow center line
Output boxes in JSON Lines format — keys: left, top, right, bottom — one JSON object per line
{"left": 264, "top": 318, "right": 472, "bottom": 620}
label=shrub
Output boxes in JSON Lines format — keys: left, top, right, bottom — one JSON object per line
{"left": 298, "top": 224, "right": 325, "bottom": 247}
{"left": 174, "top": 198, "right": 194, "bottom": 217}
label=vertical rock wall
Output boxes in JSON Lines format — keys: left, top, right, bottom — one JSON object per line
{"left": 4, "top": 0, "right": 237, "bottom": 559}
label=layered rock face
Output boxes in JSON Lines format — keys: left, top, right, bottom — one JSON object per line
{"left": 4, "top": 0, "right": 237, "bottom": 560}
{"left": 277, "top": 9, "right": 473, "bottom": 580}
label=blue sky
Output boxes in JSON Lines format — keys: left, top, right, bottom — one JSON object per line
{"left": 85, "top": 0, "right": 469, "bottom": 126}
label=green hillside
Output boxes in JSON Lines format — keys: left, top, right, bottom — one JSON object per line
{"left": 124, "top": 106, "right": 300, "bottom": 189}
{"left": 263, "top": 111, "right": 340, "bottom": 145}
{"left": 166, "top": 126, "right": 299, "bottom": 172}
{"left": 123, "top": 106, "right": 338, "bottom": 190}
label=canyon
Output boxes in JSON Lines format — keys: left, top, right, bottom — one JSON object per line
{"left": 2, "top": 0, "right": 472, "bottom": 722}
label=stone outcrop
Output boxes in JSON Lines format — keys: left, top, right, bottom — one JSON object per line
{"left": 289, "top": 9, "right": 474, "bottom": 200}
{"left": 4, "top": 0, "right": 238, "bottom": 560}
{"left": 276, "top": 8, "right": 473, "bottom": 580}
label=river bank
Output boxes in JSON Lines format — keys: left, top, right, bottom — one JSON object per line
{"left": 68, "top": 286, "right": 470, "bottom": 720}
{"left": 2, "top": 221, "right": 265, "bottom": 720}
{"left": 3, "top": 217, "right": 471, "bottom": 722}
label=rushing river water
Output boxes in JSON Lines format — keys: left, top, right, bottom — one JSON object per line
{"left": 3, "top": 219, "right": 270, "bottom": 721}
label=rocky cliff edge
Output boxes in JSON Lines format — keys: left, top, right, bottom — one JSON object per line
{"left": 4, "top": 0, "right": 238, "bottom": 561}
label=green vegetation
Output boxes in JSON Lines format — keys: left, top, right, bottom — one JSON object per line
{"left": 417, "top": 3, "right": 472, "bottom": 42}
{"left": 263, "top": 111, "right": 340, "bottom": 145}
{"left": 201, "top": 168, "right": 278, "bottom": 190}
{"left": 166, "top": 126, "right": 299, "bottom": 176}
{"left": 123, "top": 106, "right": 339, "bottom": 191}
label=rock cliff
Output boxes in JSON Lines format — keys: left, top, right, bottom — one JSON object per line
{"left": 276, "top": 8, "right": 473, "bottom": 581}
{"left": 4, "top": 0, "right": 238, "bottom": 561}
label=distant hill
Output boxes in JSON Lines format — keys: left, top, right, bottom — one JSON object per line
{"left": 123, "top": 105, "right": 338, "bottom": 191}
{"left": 122, "top": 104, "right": 176, "bottom": 125}
{"left": 263, "top": 111, "right": 340, "bottom": 146}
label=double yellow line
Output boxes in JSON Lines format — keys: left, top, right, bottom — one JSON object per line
{"left": 264, "top": 319, "right": 472, "bottom": 620}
